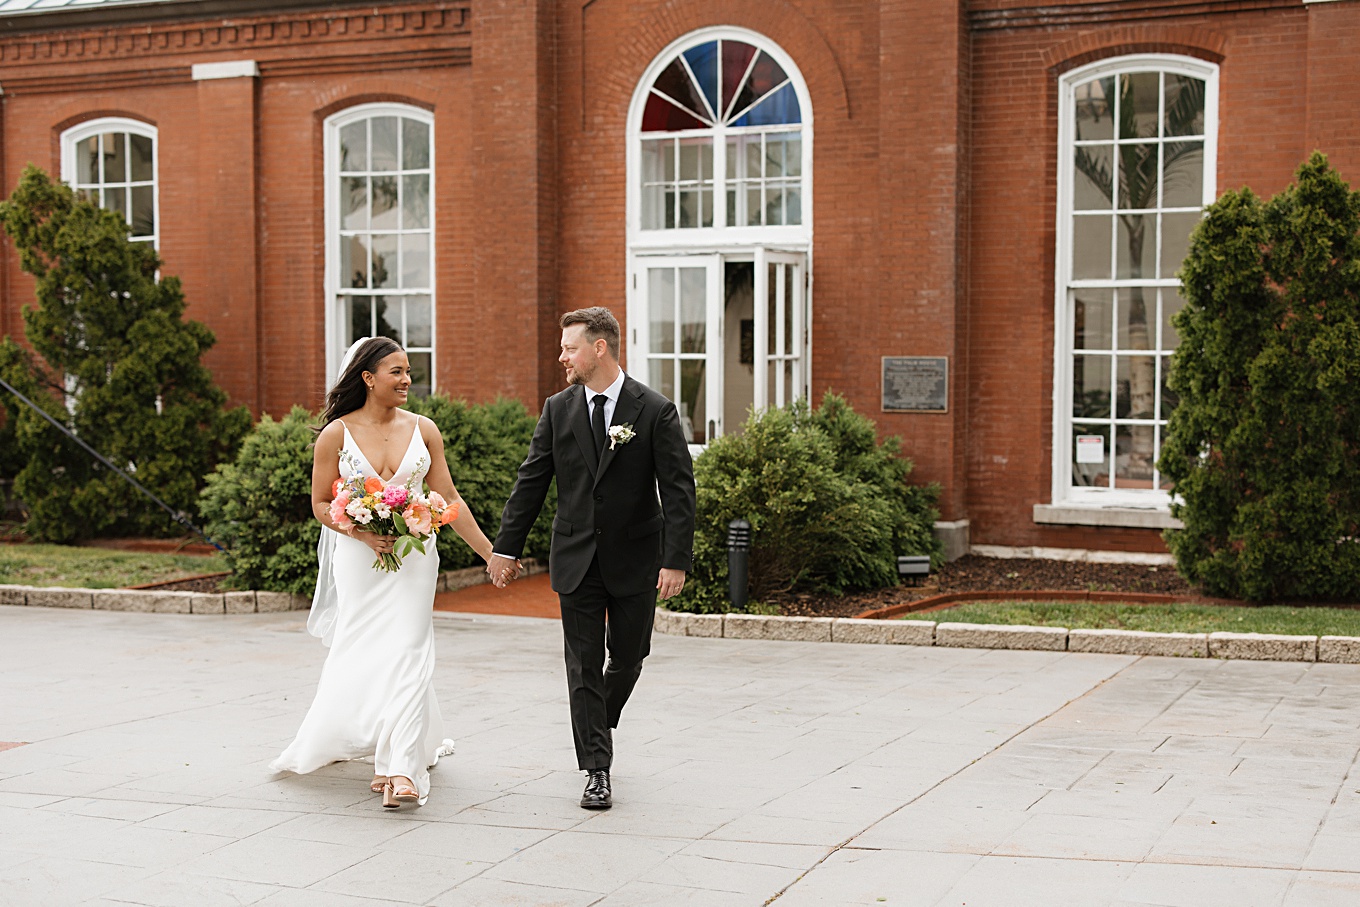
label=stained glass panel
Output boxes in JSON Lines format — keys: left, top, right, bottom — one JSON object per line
{"left": 721, "top": 41, "right": 757, "bottom": 118}
{"left": 682, "top": 41, "right": 719, "bottom": 120}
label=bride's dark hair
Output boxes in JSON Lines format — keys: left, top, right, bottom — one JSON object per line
{"left": 318, "top": 337, "right": 404, "bottom": 428}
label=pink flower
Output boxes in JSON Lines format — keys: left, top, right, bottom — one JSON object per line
{"left": 329, "top": 493, "right": 354, "bottom": 530}
{"left": 427, "top": 491, "right": 447, "bottom": 512}
{"left": 382, "top": 486, "right": 409, "bottom": 509}
{"left": 402, "top": 503, "right": 433, "bottom": 535}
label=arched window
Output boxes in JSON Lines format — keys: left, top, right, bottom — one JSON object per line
{"left": 1053, "top": 55, "right": 1218, "bottom": 510}
{"left": 631, "top": 31, "right": 810, "bottom": 236}
{"left": 61, "top": 118, "right": 158, "bottom": 246}
{"left": 325, "top": 104, "right": 435, "bottom": 396}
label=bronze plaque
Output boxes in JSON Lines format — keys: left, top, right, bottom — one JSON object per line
{"left": 881, "top": 356, "right": 948, "bottom": 413}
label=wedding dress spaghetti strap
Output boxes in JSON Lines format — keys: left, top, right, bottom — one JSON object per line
{"left": 270, "top": 421, "right": 453, "bottom": 804}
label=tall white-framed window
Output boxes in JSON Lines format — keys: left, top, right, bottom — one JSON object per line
{"left": 1052, "top": 55, "right": 1217, "bottom": 509}
{"left": 325, "top": 103, "right": 435, "bottom": 396}
{"left": 60, "top": 118, "right": 158, "bottom": 246}
{"left": 626, "top": 28, "right": 813, "bottom": 449}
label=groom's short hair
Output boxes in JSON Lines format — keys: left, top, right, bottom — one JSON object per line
{"left": 560, "top": 307, "right": 621, "bottom": 361}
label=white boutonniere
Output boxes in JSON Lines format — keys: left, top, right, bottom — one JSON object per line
{"left": 607, "top": 423, "right": 636, "bottom": 450}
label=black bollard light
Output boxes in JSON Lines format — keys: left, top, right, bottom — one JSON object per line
{"left": 727, "top": 518, "right": 752, "bottom": 610}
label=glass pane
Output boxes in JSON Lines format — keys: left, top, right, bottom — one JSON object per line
{"left": 76, "top": 136, "right": 98, "bottom": 184}
{"left": 371, "top": 234, "right": 398, "bottom": 289}
{"left": 1073, "top": 290, "right": 1113, "bottom": 351}
{"left": 1117, "top": 144, "right": 1159, "bottom": 210}
{"left": 649, "top": 269, "right": 675, "bottom": 353}
{"left": 1119, "top": 72, "right": 1160, "bottom": 139}
{"left": 700, "top": 188, "right": 714, "bottom": 228}
{"left": 679, "top": 268, "right": 706, "bottom": 353}
{"left": 766, "top": 187, "right": 784, "bottom": 226}
{"left": 1164, "top": 74, "right": 1206, "bottom": 137}
{"left": 341, "top": 176, "right": 368, "bottom": 230}
{"left": 1072, "top": 424, "right": 1111, "bottom": 487}
{"left": 348, "top": 296, "right": 371, "bottom": 342}
{"left": 129, "top": 133, "right": 153, "bottom": 182}
{"left": 786, "top": 187, "right": 802, "bottom": 225}
{"left": 700, "top": 141, "right": 713, "bottom": 181}
{"left": 680, "top": 359, "right": 707, "bottom": 444}
{"left": 678, "top": 192, "right": 700, "bottom": 228}
{"left": 642, "top": 184, "right": 665, "bottom": 230}
{"left": 1117, "top": 288, "right": 1155, "bottom": 351}
{"left": 1073, "top": 145, "right": 1114, "bottom": 210}
{"left": 649, "top": 360, "right": 676, "bottom": 408}
{"left": 374, "top": 296, "right": 400, "bottom": 341}
{"left": 1072, "top": 354, "right": 1111, "bottom": 419}
{"left": 1116, "top": 355, "right": 1157, "bottom": 419}
{"left": 1115, "top": 423, "right": 1156, "bottom": 488}
{"left": 406, "top": 352, "right": 431, "bottom": 398}
{"left": 371, "top": 176, "right": 398, "bottom": 230}
{"left": 1160, "top": 288, "right": 1186, "bottom": 351}
{"left": 342, "top": 235, "right": 369, "bottom": 288}
{"left": 401, "top": 234, "right": 429, "bottom": 288}
{"left": 746, "top": 139, "right": 762, "bottom": 177}
{"left": 1074, "top": 76, "right": 1115, "bottom": 141}
{"left": 1162, "top": 142, "right": 1204, "bottom": 207}
{"left": 641, "top": 92, "right": 709, "bottom": 132}
{"left": 721, "top": 40, "right": 758, "bottom": 118}
{"left": 405, "top": 295, "right": 432, "bottom": 347}
{"left": 1160, "top": 212, "right": 1201, "bottom": 280}
{"left": 402, "top": 175, "right": 429, "bottom": 229}
{"left": 732, "top": 82, "right": 800, "bottom": 128}
{"left": 105, "top": 186, "right": 126, "bottom": 219}
{"left": 402, "top": 118, "right": 430, "bottom": 170}
{"left": 652, "top": 58, "right": 710, "bottom": 122}
{"left": 130, "top": 186, "right": 154, "bottom": 236}
{"left": 1116, "top": 214, "right": 1155, "bottom": 279}
{"left": 784, "top": 135, "right": 802, "bottom": 177}
{"left": 766, "top": 138, "right": 784, "bottom": 178}
{"left": 1160, "top": 355, "right": 1178, "bottom": 418}
{"left": 102, "top": 133, "right": 127, "bottom": 183}
{"left": 1071, "top": 214, "right": 1112, "bottom": 279}
{"left": 371, "top": 117, "right": 398, "bottom": 171}
{"left": 746, "top": 187, "right": 762, "bottom": 226}
{"left": 679, "top": 143, "right": 700, "bottom": 182}
{"left": 340, "top": 121, "right": 367, "bottom": 171}
{"left": 682, "top": 40, "right": 720, "bottom": 119}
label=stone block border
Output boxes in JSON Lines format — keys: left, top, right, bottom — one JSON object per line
{"left": 653, "top": 609, "right": 1360, "bottom": 664}
{"left": 0, "top": 560, "right": 545, "bottom": 615}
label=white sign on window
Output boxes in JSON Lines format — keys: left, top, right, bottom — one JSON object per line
{"left": 1075, "top": 434, "right": 1105, "bottom": 464}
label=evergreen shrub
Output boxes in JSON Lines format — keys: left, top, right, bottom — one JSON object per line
{"left": 1160, "top": 152, "right": 1360, "bottom": 601}
{"left": 0, "top": 166, "right": 249, "bottom": 541}
{"left": 667, "top": 393, "right": 941, "bottom": 613}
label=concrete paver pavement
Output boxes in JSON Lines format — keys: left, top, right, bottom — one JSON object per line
{"left": 2, "top": 605, "right": 1360, "bottom": 905}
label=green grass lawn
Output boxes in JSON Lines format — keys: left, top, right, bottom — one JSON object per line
{"left": 0, "top": 543, "right": 224, "bottom": 589}
{"left": 918, "top": 600, "right": 1360, "bottom": 637}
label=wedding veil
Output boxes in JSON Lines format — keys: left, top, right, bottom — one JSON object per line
{"left": 306, "top": 337, "right": 371, "bottom": 646}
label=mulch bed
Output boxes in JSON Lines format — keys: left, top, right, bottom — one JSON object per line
{"left": 771, "top": 554, "right": 1195, "bottom": 619}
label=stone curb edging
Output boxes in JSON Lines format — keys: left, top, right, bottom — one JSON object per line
{"left": 653, "top": 609, "right": 1360, "bottom": 664}
{"left": 0, "top": 560, "right": 545, "bottom": 615}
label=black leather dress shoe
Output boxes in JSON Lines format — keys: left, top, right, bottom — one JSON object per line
{"left": 580, "top": 769, "right": 612, "bottom": 810}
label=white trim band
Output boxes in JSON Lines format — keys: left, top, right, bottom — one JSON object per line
{"left": 192, "top": 60, "right": 259, "bottom": 81}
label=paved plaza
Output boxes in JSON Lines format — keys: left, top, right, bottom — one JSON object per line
{"left": 3, "top": 605, "right": 1360, "bottom": 906}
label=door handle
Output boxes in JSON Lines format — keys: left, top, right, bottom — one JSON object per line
{"left": 707, "top": 419, "right": 716, "bottom": 443}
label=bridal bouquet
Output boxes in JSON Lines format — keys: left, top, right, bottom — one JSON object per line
{"left": 329, "top": 454, "right": 460, "bottom": 571}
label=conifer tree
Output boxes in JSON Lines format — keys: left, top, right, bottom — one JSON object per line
{"left": 0, "top": 165, "right": 249, "bottom": 541}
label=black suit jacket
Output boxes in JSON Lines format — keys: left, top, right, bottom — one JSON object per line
{"left": 494, "top": 374, "right": 697, "bottom": 597}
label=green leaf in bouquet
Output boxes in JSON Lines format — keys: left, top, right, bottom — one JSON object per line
{"left": 394, "top": 535, "right": 414, "bottom": 559}
{"left": 393, "top": 511, "right": 410, "bottom": 535}
{"left": 408, "top": 537, "right": 426, "bottom": 555}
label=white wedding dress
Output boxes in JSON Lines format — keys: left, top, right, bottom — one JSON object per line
{"left": 270, "top": 421, "right": 452, "bottom": 804}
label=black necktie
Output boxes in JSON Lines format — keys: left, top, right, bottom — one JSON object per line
{"left": 592, "top": 394, "right": 608, "bottom": 456}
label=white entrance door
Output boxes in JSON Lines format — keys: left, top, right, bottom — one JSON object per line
{"left": 628, "top": 250, "right": 809, "bottom": 450}
{"left": 627, "top": 255, "right": 723, "bottom": 452}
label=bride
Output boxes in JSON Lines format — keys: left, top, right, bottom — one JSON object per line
{"left": 270, "top": 336, "right": 497, "bottom": 808}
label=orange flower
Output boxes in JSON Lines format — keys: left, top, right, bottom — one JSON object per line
{"left": 331, "top": 477, "right": 343, "bottom": 498}
{"left": 439, "top": 500, "right": 460, "bottom": 526}
{"left": 363, "top": 476, "right": 384, "bottom": 495}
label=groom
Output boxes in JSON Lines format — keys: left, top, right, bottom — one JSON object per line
{"left": 489, "top": 307, "right": 696, "bottom": 810}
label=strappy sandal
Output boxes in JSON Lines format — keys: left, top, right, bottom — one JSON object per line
{"left": 370, "top": 775, "right": 388, "bottom": 794}
{"left": 382, "top": 776, "right": 419, "bottom": 809}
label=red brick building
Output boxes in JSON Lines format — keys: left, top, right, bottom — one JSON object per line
{"left": 1, "top": 0, "right": 1355, "bottom": 556}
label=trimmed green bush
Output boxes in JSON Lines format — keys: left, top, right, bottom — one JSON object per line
{"left": 668, "top": 393, "right": 941, "bottom": 613}
{"left": 199, "top": 396, "right": 553, "bottom": 592}
{"left": 1159, "top": 152, "right": 1360, "bottom": 601}
{"left": 0, "top": 165, "right": 249, "bottom": 541}
{"left": 200, "top": 407, "right": 319, "bottom": 594}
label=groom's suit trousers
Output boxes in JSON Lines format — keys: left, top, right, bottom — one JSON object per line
{"left": 558, "top": 555, "right": 656, "bottom": 770}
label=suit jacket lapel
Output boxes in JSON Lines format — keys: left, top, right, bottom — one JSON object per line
{"left": 595, "top": 378, "right": 643, "bottom": 486}
{"left": 569, "top": 385, "right": 600, "bottom": 475}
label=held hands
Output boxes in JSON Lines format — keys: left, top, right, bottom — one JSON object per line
{"left": 487, "top": 554, "right": 523, "bottom": 588}
{"left": 357, "top": 532, "right": 398, "bottom": 557}
{"left": 657, "top": 568, "right": 686, "bottom": 601}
